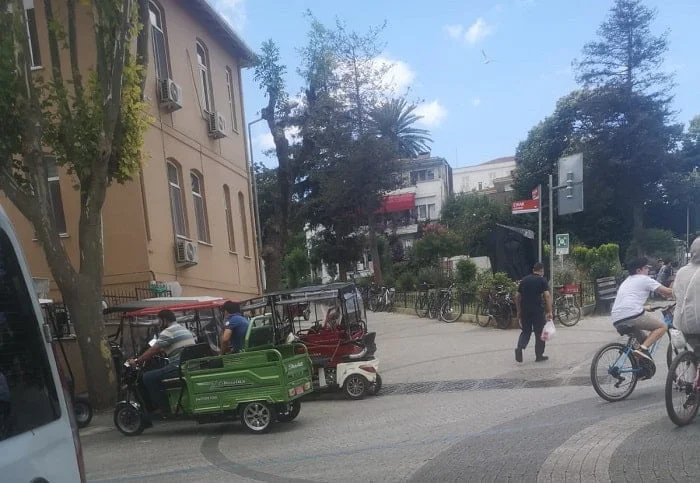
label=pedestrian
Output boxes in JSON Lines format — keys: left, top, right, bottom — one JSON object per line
{"left": 655, "top": 258, "right": 672, "bottom": 287}
{"left": 514, "top": 262, "right": 552, "bottom": 363}
{"left": 672, "top": 238, "right": 700, "bottom": 335}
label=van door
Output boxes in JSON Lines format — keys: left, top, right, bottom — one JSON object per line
{"left": 0, "top": 212, "right": 83, "bottom": 482}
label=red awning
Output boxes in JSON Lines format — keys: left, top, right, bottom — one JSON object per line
{"left": 376, "top": 193, "right": 416, "bottom": 214}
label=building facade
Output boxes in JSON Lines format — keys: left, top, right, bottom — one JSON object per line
{"left": 376, "top": 154, "right": 453, "bottom": 249}
{"left": 1, "top": 0, "right": 262, "bottom": 302}
{"left": 453, "top": 156, "right": 516, "bottom": 194}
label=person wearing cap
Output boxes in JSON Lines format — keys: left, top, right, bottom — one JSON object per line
{"left": 672, "top": 238, "right": 700, "bottom": 335}
{"left": 611, "top": 257, "right": 674, "bottom": 361}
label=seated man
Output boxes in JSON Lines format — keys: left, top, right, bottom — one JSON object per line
{"left": 220, "top": 301, "right": 250, "bottom": 354}
{"left": 127, "top": 309, "right": 196, "bottom": 413}
{"left": 611, "top": 257, "right": 674, "bottom": 361}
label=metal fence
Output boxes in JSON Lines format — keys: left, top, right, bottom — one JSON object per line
{"left": 390, "top": 280, "right": 596, "bottom": 316}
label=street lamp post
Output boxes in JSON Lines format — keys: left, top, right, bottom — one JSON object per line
{"left": 248, "top": 117, "right": 265, "bottom": 291}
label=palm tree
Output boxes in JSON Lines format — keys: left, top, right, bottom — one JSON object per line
{"left": 369, "top": 98, "right": 433, "bottom": 157}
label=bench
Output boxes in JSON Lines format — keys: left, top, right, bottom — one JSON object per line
{"left": 594, "top": 277, "right": 619, "bottom": 314}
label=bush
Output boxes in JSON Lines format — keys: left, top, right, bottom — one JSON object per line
{"left": 417, "top": 266, "right": 451, "bottom": 288}
{"left": 396, "top": 272, "right": 418, "bottom": 291}
{"left": 625, "top": 228, "right": 676, "bottom": 262}
{"left": 476, "top": 271, "right": 517, "bottom": 298}
{"left": 455, "top": 259, "right": 478, "bottom": 293}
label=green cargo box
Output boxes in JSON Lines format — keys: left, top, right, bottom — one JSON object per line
{"left": 167, "top": 344, "right": 313, "bottom": 415}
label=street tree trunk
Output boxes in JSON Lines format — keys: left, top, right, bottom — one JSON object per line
{"left": 367, "top": 212, "right": 382, "bottom": 284}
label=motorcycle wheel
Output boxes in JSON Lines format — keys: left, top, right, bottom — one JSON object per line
{"left": 241, "top": 401, "right": 273, "bottom": 434}
{"left": 113, "top": 402, "right": 146, "bottom": 436}
{"left": 343, "top": 374, "right": 369, "bottom": 400}
{"left": 74, "top": 397, "right": 93, "bottom": 428}
{"left": 275, "top": 400, "right": 301, "bottom": 422}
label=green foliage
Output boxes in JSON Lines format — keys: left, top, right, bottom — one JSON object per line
{"left": 369, "top": 98, "right": 432, "bottom": 157}
{"left": 455, "top": 258, "right": 478, "bottom": 293}
{"left": 477, "top": 272, "right": 518, "bottom": 296}
{"left": 441, "top": 194, "right": 512, "bottom": 256}
{"left": 417, "top": 266, "right": 450, "bottom": 288}
{"left": 625, "top": 228, "right": 677, "bottom": 261}
{"left": 569, "top": 243, "right": 623, "bottom": 281}
{"left": 410, "top": 227, "right": 463, "bottom": 266}
{"left": 395, "top": 271, "right": 418, "bottom": 291}
{"left": 283, "top": 247, "right": 310, "bottom": 289}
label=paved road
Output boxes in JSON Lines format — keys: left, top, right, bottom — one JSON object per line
{"left": 81, "top": 312, "right": 698, "bottom": 482}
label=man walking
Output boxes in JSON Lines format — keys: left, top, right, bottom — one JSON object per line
{"left": 515, "top": 263, "right": 552, "bottom": 363}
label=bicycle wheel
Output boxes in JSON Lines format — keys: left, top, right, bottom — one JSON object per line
{"left": 440, "top": 297, "right": 463, "bottom": 323}
{"left": 665, "top": 351, "right": 700, "bottom": 426}
{"left": 590, "top": 342, "right": 638, "bottom": 402}
{"left": 475, "top": 302, "right": 490, "bottom": 327}
{"left": 415, "top": 295, "right": 428, "bottom": 318}
{"left": 427, "top": 299, "right": 438, "bottom": 319}
{"left": 556, "top": 302, "right": 581, "bottom": 327}
{"left": 496, "top": 304, "right": 512, "bottom": 330}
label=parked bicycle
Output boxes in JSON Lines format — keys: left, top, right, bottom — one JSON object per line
{"left": 553, "top": 286, "right": 582, "bottom": 327}
{"left": 369, "top": 285, "right": 395, "bottom": 312}
{"left": 414, "top": 283, "right": 463, "bottom": 323}
{"left": 476, "top": 287, "right": 514, "bottom": 330}
{"left": 590, "top": 303, "right": 688, "bottom": 402}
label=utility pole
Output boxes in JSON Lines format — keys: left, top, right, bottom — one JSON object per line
{"left": 248, "top": 117, "right": 265, "bottom": 292}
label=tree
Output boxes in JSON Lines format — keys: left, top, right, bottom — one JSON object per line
{"left": 441, "top": 194, "right": 513, "bottom": 256}
{"left": 0, "top": 1, "right": 149, "bottom": 407}
{"left": 369, "top": 98, "right": 432, "bottom": 158}
{"left": 574, "top": 0, "right": 678, "bottom": 231}
{"left": 253, "top": 41, "right": 302, "bottom": 291}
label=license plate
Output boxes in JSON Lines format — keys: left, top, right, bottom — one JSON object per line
{"left": 295, "top": 385, "right": 304, "bottom": 395}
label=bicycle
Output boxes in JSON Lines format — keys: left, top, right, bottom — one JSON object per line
{"left": 414, "top": 282, "right": 433, "bottom": 318}
{"left": 370, "top": 285, "right": 395, "bottom": 312}
{"left": 475, "top": 288, "right": 513, "bottom": 330}
{"left": 590, "top": 304, "right": 686, "bottom": 402}
{"left": 438, "top": 284, "right": 463, "bottom": 323}
{"left": 553, "top": 286, "right": 582, "bottom": 327}
{"left": 665, "top": 335, "right": 700, "bottom": 426}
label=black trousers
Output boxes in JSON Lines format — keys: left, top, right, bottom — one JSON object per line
{"left": 517, "top": 313, "right": 546, "bottom": 357}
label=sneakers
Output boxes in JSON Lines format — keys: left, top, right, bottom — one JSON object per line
{"left": 515, "top": 348, "right": 523, "bottom": 363}
{"left": 535, "top": 356, "right": 549, "bottom": 362}
{"left": 633, "top": 347, "right": 653, "bottom": 361}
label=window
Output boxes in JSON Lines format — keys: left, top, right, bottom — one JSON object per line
{"left": 25, "top": 6, "right": 41, "bottom": 68}
{"left": 478, "top": 182, "right": 483, "bottom": 191}
{"left": 166, "top": 161, "right": 187, "bottom": 237}
{"left": 196, "top": 42, "right": 212, "bottom": 112}
{"left": 418, "top": 205, "right": 427, "bottom": 220}
{"left": 0, "top": 229, "right": 61, "bottom": 441}
{"left": 190, "top": 171, "right": 210, "bottom": 243}
{"left": 428, "top": 204, "right": 436, "bottom": 219}
{"left": 426, "top": 169, "right": 434, "bottom": 180}
{"left": 225, "top": 67, "right": 238, "bottom": 132}
{"left": 45, "top": 158, "right": 67, "bottom": 234}
{"left": 223, "top": 185, "right": 235, "bottom": 252}
{"left": 238, "top": 191, "right": 250, "bottom": 257}
{"left": 149, "top": 1, "right": 169, "bottom": 80}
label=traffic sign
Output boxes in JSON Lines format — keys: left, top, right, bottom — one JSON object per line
{"left": 556, "top": 233, "right": 570, "bottom": 255}
{"left": 512, "top": 199, "right": 539, "bottom": 214}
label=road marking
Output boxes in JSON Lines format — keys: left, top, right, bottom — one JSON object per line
{"left": 537, "top": 405, "right": 662, "bottom": 482}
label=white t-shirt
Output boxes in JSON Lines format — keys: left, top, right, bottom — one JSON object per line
{"left": 673, "top": 263, "right": 700, "bottom": 334}
{"left": 611, "top": 275, "right": 661, "bottom": 323}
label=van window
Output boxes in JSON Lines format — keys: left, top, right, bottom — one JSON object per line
{"left": 0, "top": 229, "right": 60, "bottom": 441}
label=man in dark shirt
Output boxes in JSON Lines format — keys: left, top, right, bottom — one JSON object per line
{"left": 514, "top": 263, "right": 552, "bottom": 363}
{"left": 220, "top": 301, "right": 250, "bottom": 354}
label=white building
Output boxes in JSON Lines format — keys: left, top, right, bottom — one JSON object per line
{"left": 453, "top": 156, "right": 516, "bottom": 194}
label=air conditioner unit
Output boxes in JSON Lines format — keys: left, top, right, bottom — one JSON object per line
{"left": 175, "top": 240, "right": 198, "bottom": 265}
{"left": 158, "top": 78, "right": 183, "bottom": 111}
{"left": 208, "top": 111, "right": 227, "bottom": 139}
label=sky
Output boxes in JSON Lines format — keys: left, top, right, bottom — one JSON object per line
{"left": 210, "top": 0, "right": 700, "bottom": 169}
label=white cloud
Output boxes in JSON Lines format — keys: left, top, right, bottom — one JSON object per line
{"left": 464, "top": 18, "right": 492, "bottom": 46}
{"left": 211, "top": 0, "right": 246, "bottom": 32}
{"left": 444, "top": 24, "right": 463, "bottom": 40}
{"left": 444, "top": 18, "right": 493, "bottom": 47}
{"left": 374, "top": 56, "right": 416, "bottom": 94}
{"left": 471, "top": 97, "right": 482, "bottom": 107}
{"left": 415, "top": 100, "right": 447, "bottom": 127}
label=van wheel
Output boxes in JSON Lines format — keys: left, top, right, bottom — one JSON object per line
{"left": 343, "top": 374, "right": 368, "bottom": 400}
{"left": 275, "top": 400, "right": 301, "bottom": 422}
{"left": 241, "top": 401, "right": 273, "bottom": 434}
{"left": 114, "top": 402, "right": 146, "bottom": 436}
{"left": 74, "top": 398, "right": 93, "bottom": 428}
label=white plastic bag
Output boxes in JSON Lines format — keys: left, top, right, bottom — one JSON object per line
{"left": 541, "top": 320, "right": 556, "bottom": 341}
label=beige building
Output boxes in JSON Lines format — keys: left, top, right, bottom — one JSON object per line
{"left": 1, "top": 0, "right": 262, "bottom": 302}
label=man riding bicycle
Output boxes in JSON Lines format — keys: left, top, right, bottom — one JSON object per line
{"left": 611, "top": 257, "right": 674, "bottom": 361}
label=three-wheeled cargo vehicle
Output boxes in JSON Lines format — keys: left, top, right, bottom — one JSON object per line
{"left": 112, "top": 299, "right": 313, "bottom": 436}
{"left": 264, "top": 283, "right": 381, "bottom": 399}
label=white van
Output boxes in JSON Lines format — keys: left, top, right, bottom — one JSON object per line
{"left": 0, "top": 205, "right": 85, "bottom": 482}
